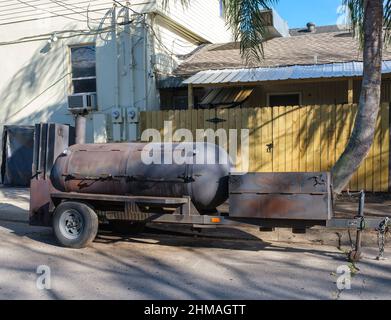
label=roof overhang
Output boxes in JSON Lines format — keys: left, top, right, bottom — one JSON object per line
{"left": 183, "top": 61, "right": 391, "bottom": 87}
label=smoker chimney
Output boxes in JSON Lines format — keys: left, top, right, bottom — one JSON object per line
{"left": 75, "top": 114, "right": 87, "bottom": 144}
{"left": 306, "top": 22, "right": 316, "bottom": 32}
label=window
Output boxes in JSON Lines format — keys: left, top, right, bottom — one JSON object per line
{"left": 267, "top": 93, "right": 301, "bottom": 107}
{"left": 70, "top": 45, "right": 96, "bottom": 94}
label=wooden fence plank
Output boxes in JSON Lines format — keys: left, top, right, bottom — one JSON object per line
{"left": 306, "top": 105, "right": 315, "bottom": 172}
{"left": 254, "top": 108, "right": 262, "bottom": 172}
{"left": 320, "top": 105, "right": 328, "bottom": 172}
{"left": 381, "top": 103, "right": 390, "bottom": 192}
{"left": 261, "top": 107, "right": 273, "bottom": 172}
{"left": 241, "top": 108, "right": 250, "bottom": 173}
{"left": 313, "top": 105, "right": 322, "bottom": 172}
{"left": 329, "top": 104, "right": 337, "bottom": 168}
{"left": 298, "top": 106, "right": 306, "bottom": 172}
{"left": 373, "top": 106, "right": 382, "bottom": 191}
{"left": 349, "top": 105, "right": 358, "bottom": 191}
{"left": 291, "top": 106, "right": 300, "bottom": 172}
{"left": 285, "top": 106, "right": 293, "bottom": 172}
{"left": 272, "top": 107, "right": 280, "bottom": 172}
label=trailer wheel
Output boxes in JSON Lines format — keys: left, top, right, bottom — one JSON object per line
{"left": 53, "top": 202, "right": 98, "bottom": 249}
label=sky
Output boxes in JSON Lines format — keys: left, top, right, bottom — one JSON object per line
{"left": 273, "top": 0, "right": 345, "bottom": 28}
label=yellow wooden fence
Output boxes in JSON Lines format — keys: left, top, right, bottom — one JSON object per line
{"left": 140, "top": 103, "right": 390, "bottom": 192}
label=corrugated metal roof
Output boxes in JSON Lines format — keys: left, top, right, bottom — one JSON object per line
{"left": 183, "top": 61, "right": 391, "bottom": 85}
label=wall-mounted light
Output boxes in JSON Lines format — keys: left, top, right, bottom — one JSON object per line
{"left": 47, "top": 33, "right": 58, "bottom": 44}
{"left": 41, "top": 33, "right": 59, "bottom": 54}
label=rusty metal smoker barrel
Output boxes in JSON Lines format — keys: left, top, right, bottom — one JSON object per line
{"left": 50, "top": 142, "right": 232, "bottom": 212}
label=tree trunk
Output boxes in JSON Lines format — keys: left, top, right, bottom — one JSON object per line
{"left": 332, "top": 0, "right": 383, "bottom": 194}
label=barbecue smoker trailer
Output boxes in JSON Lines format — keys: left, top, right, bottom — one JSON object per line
{"left": 30, "top": 128, "right": 389, "bottom": 261}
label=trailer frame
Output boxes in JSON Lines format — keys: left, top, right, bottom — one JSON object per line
{"left": 46, "top": 188, "right": 390, "bottom": 262}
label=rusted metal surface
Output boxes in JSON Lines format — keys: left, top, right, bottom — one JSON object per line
{"left": 31, "top": 127, "right": 339, "bottom": 228}
{"left": 50, "top": 142, "right": 231, "bottom": 213}
{"left": 29, "top": 179, "right": 52, "bottom": 226}
{"left": 229, "top": 172, "right": 330, "bottom": 194}
{"left": 51, "top": 192, "right": 189, "bottom": 204}
{"left": 33, "top": 123, "right": 74, "bottom": 180}
{"left": 30, "top": 123, "right": 75, "bottom": 226}
{"left": 229, "top": 172, "right": 332, "bottom": 221}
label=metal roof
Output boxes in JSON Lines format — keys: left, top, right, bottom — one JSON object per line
{"left": 183, "top": 61, "right": 391, "bottom": 86}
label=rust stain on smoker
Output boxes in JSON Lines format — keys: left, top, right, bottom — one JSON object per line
{"left": 229, "top": 173, "right": 332, "bottom": 221}
{"left": 50, "top": 143, "right": 232, "bottom": 213}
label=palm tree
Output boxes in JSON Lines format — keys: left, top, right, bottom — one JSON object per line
{"left": 166, "top": 0, "right": 387, "bottom": 193}
{"left": 332, "top": 0, "right": 384, "bottom": 193}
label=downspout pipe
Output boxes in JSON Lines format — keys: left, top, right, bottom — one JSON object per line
{"left": 144, "top": 15, "right": 148, "bottom": 110}
{"left": 113, "top": 4, "right": 119, "bottom": 109}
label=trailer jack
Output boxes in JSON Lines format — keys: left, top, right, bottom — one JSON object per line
{"left": 345, "top": 191, "right": 390, "bottom": 262}
{"left": 348, "top": 191, "right": 366, "bottom": 262}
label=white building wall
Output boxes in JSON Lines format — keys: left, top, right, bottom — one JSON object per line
{"left": 0, "top": 1, "right": 232, "bottom": 143}
{"left": 152, "top": 15, "right": 199, "bottom": 76}
{"left": 0, "top": 0, "right": 153, "bottom": 26}
{"left": 156, "top": 0, "right": 232, "bottom": 44}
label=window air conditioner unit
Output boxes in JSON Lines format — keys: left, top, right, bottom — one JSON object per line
{"left": 67, "top": 93, "right": 97, "bottom": 113}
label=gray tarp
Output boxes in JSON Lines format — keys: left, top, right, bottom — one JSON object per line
{"left": 1, "top": 125, "right": 34, "bottom": 187}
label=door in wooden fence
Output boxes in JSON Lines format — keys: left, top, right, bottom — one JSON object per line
{"left": 139, "top": 103, "right": 390, "bottom": 192}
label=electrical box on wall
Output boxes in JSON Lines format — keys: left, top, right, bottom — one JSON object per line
{"left": 126, "top": 107, "right": 138, "bottom": 123}
{"left": 111, "top": 108, "right": 123, "bottom": 142}
{"left": 111, "top": 108, "right": 123, "bottom": 124}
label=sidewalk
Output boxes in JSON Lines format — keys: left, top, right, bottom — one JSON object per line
{"left": 0, "top": 187, "right": 29, "bottom": 222}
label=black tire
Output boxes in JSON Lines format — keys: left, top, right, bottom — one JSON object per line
{"left": 109, "top": 220, "right": 146, "bottom": 235}
{"left": 53, "top": 201, "right": 98, "bottom": 249}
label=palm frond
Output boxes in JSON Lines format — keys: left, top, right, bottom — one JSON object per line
{"left": 344, "top": 0, "right": 391, "bottom": 46}
{"left": 383, "top": 0, "right": 391, "bottom": 45}
{"left": 343, "top": 0, "right": 364, "bottom": 44}
{"left": 161, "top": 0, "right": 190, "bottom": 9}
{"left": 163, "top": 0, "right": 277, "bottom": 64}
{"left": 222, "top": 0, "right": 278, "bottom": 64}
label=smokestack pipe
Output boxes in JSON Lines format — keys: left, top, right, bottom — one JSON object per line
{"left": 75, "top": 114, "right": 87, "bottom": 144}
